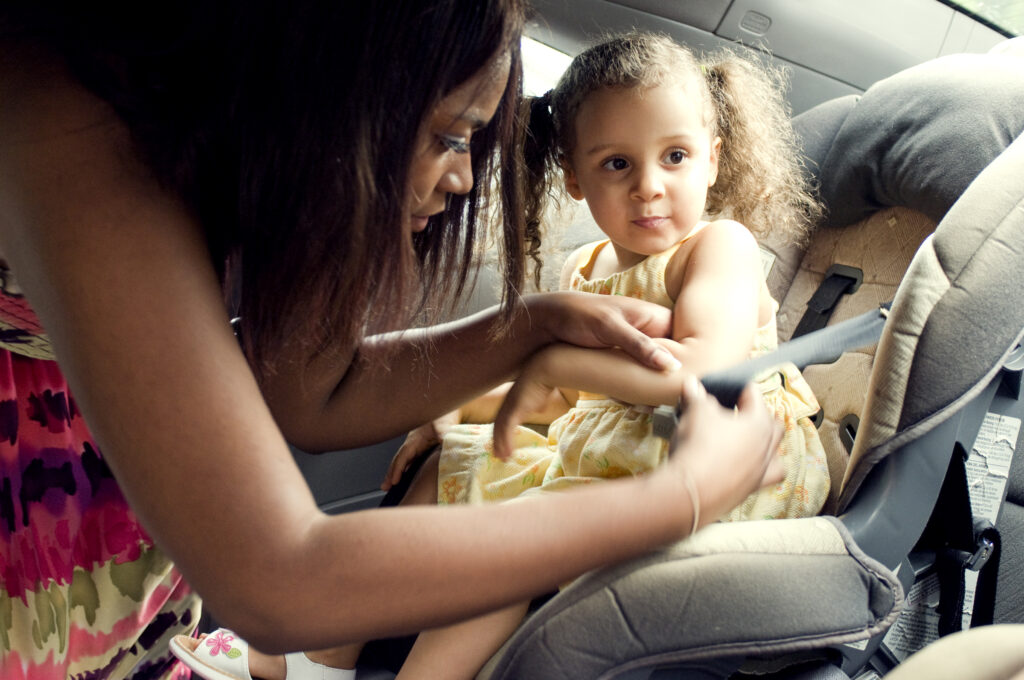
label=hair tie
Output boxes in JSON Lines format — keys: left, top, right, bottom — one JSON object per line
{"left": 531, "top": 89, "right": 554, "bottom": 122}
{"left": 539, "top": 89, "right": 553, "bottom": 112}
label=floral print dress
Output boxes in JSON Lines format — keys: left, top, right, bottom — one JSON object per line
{"left": 437, "top": 239, "right": 830, "bottom": 522}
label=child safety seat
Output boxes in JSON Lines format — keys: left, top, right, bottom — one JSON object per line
{"left": 472, "top": 49, "right": 1024, "bottom": 680}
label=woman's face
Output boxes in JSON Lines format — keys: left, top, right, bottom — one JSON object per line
{"left": 406, "top": 55, "right": 511, "bottom": 233}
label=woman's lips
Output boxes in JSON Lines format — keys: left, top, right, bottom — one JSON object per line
{"left": 411, "top": 215, "right": 431, "bottom": 232}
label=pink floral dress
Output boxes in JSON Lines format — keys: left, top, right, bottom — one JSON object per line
{"left": 0, "top": 276, "right": 199, "bottom": 680}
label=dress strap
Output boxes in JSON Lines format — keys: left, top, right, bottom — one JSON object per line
{"left": 575, "top": 240, "right": 609, "bottom": 278}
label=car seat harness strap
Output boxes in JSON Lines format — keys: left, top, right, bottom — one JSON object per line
{"left": 792, "top": 264, "right": 864, "bottom": 338}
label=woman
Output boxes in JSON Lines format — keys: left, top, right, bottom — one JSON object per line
{"left": 0, "top": 2, "right": 782, "bottom": 678}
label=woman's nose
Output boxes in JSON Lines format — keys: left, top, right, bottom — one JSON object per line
{"left": 438, "top": 151, "right": 474, "bottom": 196}
{"left": 631, "top": 163, "right": 665, "bottom": 202}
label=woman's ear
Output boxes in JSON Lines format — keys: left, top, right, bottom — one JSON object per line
{"left": 563, "top": 165, "right": 585, "bottom": 200}
{"left": 708, "top": 136, "right": 722, "bottom": 187}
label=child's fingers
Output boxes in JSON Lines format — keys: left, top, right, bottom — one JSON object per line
{"left": 382, "top": 435, "right": 426, "bottom": 489}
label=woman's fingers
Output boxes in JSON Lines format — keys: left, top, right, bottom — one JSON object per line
{"left": 735, "top": 383, "right": 784, "bottom": 487}
{"left": 537, "top": 292, "right": 677, "bottom": 372}
{"left": 669, "top": 378, "right": 783, "bottom": 524}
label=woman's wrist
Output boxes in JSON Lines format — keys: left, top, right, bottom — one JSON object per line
{"left": 518, "top": 292, "right": 564, "bottom": 347}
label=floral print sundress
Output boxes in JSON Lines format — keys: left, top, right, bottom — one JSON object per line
{"left": 437, "top": 239, "right": 830, "bottom": 522}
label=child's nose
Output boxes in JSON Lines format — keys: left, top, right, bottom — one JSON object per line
{"left": 631, "top": 164, "right": 665, "bottom": 201}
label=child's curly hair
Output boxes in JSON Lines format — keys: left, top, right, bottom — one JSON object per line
{"left": 524, "top": 31, "right": 821, "bottom": 245}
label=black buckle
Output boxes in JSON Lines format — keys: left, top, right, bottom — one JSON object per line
{"left": 946, "top": 521, "right": 998, "bottom": 572}
{"left": 963, "top": 535, "right": 996, "bottom": 571}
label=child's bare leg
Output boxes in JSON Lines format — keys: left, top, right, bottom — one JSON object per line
{"left": 396, "top": 601, "right": 530, "bottom": 680}
{"left": 400, "top": 448, "right": 441, "bottom": 506}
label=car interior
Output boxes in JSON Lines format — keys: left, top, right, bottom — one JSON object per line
{"left": 249, "top": 1, "right": 1024, "bottom": 678}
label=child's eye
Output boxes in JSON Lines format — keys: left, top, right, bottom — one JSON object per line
{"left": 663, "top": 149, "right": 688, "bottom": 165}
{"left": 601, "top": 157, "right": 629, "bottom": 171}
{"left": 438, "top": 134, "right": 471, "bottom": 154}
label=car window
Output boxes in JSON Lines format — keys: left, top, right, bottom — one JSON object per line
{"left": 944, "top": 0, "right": 1024, "bottom": 35}
{"left": 522, "top": 36, "right": 572, "bottom": 96}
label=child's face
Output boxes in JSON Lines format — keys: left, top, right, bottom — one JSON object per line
{"left": 565, "top": 82, "right": 721, "bottom": 258}
{"left": 406, "top": 55, "right": 510, "bottom": 234}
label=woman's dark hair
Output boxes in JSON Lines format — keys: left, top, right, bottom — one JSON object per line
{"left": 5, "top": 0, "right": 528, "bottom": 374}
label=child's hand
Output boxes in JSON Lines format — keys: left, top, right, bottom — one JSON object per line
{"left": 663, "top": 378, "right": 784, "bottom": 529}
{"left": 382, "top": 410, "right": 461, "bottom": 490}
{"left": 492, "top": 366, "right": 555, "bottom": 460}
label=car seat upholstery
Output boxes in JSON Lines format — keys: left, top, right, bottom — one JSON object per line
{"left": 468, "top": 50, "right": 1024, "bottom": 680}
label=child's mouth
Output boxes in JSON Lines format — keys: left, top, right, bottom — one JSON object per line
{"left": 632, "top": 216, "right": 666, "bottom": 228}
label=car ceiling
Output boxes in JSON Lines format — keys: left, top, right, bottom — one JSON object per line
{"left": 526, "top": 0, "right": 1009, "bottom": 115}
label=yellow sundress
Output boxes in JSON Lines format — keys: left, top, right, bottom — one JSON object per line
{"left": 437, "top": 240, "right": 830, "bottom": 521}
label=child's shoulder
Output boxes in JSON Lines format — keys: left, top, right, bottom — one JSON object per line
{"left": 676, "top": 219, "right": 758, "bottom": 260}
{"left": 665, "top": 220, "right": 761, "bottom": 293}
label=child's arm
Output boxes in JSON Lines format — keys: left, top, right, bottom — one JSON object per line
{"left": 492, "top": 222, "right": 766, "bottom": 458}
{"left": 662, "top": 219, "right": 764, "bottom": 372}
{"left": 459, "top": 382, "right": 574, "bottom": 424}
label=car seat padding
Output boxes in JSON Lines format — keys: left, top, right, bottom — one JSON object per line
{"left": 840, "top": 132, "right": 1024, "bottom": 511}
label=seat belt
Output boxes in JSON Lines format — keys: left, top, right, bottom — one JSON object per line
{"left": 653, "top": 302, "right": 890, "bottom": 438}
{"left": 792, "top": 264, "right": 864, "bottom": 338}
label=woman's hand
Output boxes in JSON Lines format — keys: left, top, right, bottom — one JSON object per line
{"left": 382, "top": 409, "right": 462, "bottom": 490}
{"left": 527, "top": 292, "right": 680, "bottom": 372}
{"left": 663, "top": 378, "right": 784, "bottom": 530}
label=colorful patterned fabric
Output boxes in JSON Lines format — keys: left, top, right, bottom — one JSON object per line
{"left": 0, "top": 284, "right": 198, "bottom": 680}
{"left": 438, "top": 238, "right": 830, "bottom": 521}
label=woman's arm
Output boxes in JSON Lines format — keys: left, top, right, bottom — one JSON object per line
{"left": 0, "top": 56, "right": 780, "bottom": 653}
{"left": 260, "top": 289, "right": 674, "bottom": 452}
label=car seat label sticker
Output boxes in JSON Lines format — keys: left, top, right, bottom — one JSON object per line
{"left": 881, "top": 572, "right": 942, "bottom": 663}
{"left": 965, "top": 412, "right": 1019, "bottom": 524}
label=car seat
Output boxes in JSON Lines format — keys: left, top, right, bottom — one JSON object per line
{"left": 465, "top": 49, "right": 1024, "bottom": 680}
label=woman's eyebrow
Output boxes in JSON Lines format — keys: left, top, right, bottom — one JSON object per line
{"left": 459, "top": 112, "right": 489, "bottom": 130}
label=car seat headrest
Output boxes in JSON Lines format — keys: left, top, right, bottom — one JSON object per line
{"left": 793, "top": 52, "right": 1024, "bottom": 230}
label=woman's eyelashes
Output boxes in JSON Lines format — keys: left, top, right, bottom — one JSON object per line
{"left": 438, "top": 134, "right": 471, "bottom": 154}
